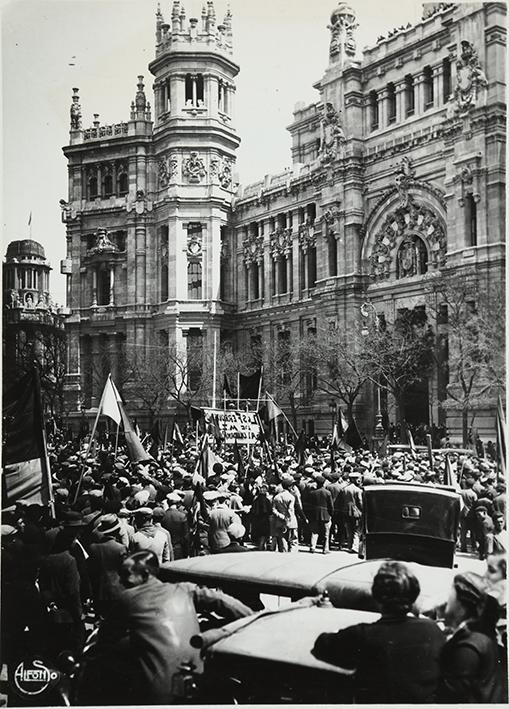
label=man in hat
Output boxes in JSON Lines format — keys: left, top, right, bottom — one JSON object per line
{"left": 307, "top": 475, "right": 334, "bottom": 554}
{"left": 337, "top": 471, "right": 363, "bottom": 552}
{"left": 88, "top": 514, "right": 128, "bottom": 617}
{"left": 161, "top": 492, "right": 190, "bottom": 560}
{"left": 132, "top": 508, "right": 171, "bottom": 563}
{"left": 271, "top": 476, "right": 300, "bottom": 553}
{"left": 77, "top": 550, "right": 253, "bottom": 705}
{"left": 208, "top": 493, "right": 242, "bottom": 553}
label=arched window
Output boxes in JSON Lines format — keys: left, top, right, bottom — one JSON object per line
{"left": 104, "top": 174, "right": 113, "bottom": 197}
{"left": 89, "top": 176, "right": 98, "bottom": 199}
{"left": 396, "top": 236, "right": 428, "bottom": 279}
{"left": 329, "top": 236, "right": 338, "bottom": 277}
{"left": 188, "top": 261, "right": 202, "bottom": 299}
{"left": 118, "top": 172, "right": 128, "bottom": 194}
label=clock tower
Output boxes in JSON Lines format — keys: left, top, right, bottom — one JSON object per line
{"left": 149, "top": 0, "right": 239, "bottom": 400}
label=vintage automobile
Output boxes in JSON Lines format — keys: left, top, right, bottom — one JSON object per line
{"left": 160, "top": 483, "right": 484, "bottom": 613}
{"left": 189, "top": 603, "right": 381, "bottom": 704}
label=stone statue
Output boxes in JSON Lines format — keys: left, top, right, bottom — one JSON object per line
{"left": 394, "top": 156, "right": 416, "bottom": 206}
{"left": 319, "top": 102, "right": 345, "bottom": 164}
{"left": 328, "top": 3, "right": 358, "bottom": 62}
{"left": 449, "top": 40, "right": 488, "bottom": 117}
{"left": 89, "top": 228, "right": 117, "bottom": 254}
{"left": 70, "top": 88, "right": 81, "bottom": 130}
{"left": 218, "top": 159, "right": 232, "bottom": 189}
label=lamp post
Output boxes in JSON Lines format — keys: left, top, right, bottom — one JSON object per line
{"left": 361, "top": 301, "right": 385, "bottom": 443}
{"left": 329, "top": 399, "right": 337, "bottom": 434}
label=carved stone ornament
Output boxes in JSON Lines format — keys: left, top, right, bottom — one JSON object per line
{"left": 396, "top": 235, "right": 428, "bottom": 279}
{"left": 319, "top": 102, "right": 346, "bottom": 164}
{"left": 243, "top": 234, "right": 264, "bottom": 265}
{"left": 158, "top": 157, "right": 169, "bottom": 188}
{"left": 88, "top": 228, "right": 118, "bottom": 255}
{"left": 270, "top": 227, "right": 292, "bottom": 259}
{"left": 452, "top": 163, "right": 481, "bottom": 206}
{"left": 218, "top": 158, "right": 233, "bottom": 190}
{"left": 183, "top": 152, "right": 207, "bottom": 183}
{"left": 393, "top": 156, "right": 416, "bottom": 207}
{"left": 59, "top": 198, "right": 78, "bottom": 222}
{"left": 298, "top": 220, "right": 317, "bottom": 252}
{"left": 70, "top": 88, "right": 82, "bottom": 130}
{"left": 447, "top": 40, "right": 488, "bottom": 118}
{"left": 328, "top": 3, "right": 358, "bottom": 60}
{"left": 210, "top": 158, "right": 220, "bottom": 178}
{"left": 369, "top": 199, "right": 446, "bottom": 281}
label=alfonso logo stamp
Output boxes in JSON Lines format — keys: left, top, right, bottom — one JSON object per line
{"left": 13, "top": 659, "right": 59, "bottom": 697}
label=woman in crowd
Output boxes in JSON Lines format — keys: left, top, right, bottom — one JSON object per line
{"left": 438, "top": 571, "right": 506, "bottom": 703}
{"left": 312, "top": 561, "right": 446, "bottom": 703}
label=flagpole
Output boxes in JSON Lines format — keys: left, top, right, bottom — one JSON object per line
{"left": 256, "top": 365, "right": 263, "bottom": 412}
{"left": 73, "top": 381, "right": 107, "bottom": 503}
{"left": 212, "top": 330, "right": 218, "bottom": 408}
{"left": 34, "top": 365, "right": 55, "bottom": 518}
{"left": 267, "top": 391, "right": 297, "bottom": 439}
{"left": 114, "top": 421, "right": 120, "bottom": 458}
{"left": 237, "top": 372, "right": 240, "bottom": 409}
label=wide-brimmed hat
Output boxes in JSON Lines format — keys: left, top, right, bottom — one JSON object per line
{"left": 96, "top": 514, "right": 121, "bottom": 536}
{"left": 61, "top": 511, "right": 86, "bottom": 528}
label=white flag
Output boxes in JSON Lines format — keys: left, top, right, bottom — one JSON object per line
{"left": 99, "top": 374, "right": 121, "bottom": 425}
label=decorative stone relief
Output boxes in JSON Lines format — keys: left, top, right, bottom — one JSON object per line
{"left": 447, "top": 40, "right": 488, "bottom": 118}
{"left": 396, "top": 235, "right": 428, "bottom": 278}
{"left": 70, "top": 88, "right": 81, "bottom": 130}
{"left": 158, "top": 158, "right": 169, "bottom": 188}
{"left": 319, "top": 103, "right": 346, "bottom": 164}
{"left": 328, "top": 3, "right": 358, "bottom": 61}
{"left": 210, "top": 158, "right": 220, "bottom": 178}
{"left": 270, "top": 227, "right": 292, "bottom": 259}
{"left": 88, "top": 228, "right": 118, "bottom": 255}
{"left": 451, "top": 159, "right": 482, "bottom": 206}
{"left": 218, "top": 158, "right": 233, "bottom": 190}
{"left": 59, "top": 199, "right": 78, "bottom": 222}
{"left": 298, "top": 220, "right": 317, "bottom": 252}
{"left": 183, "top": 152, "right": 207, "bottom": 183}
{"left": 369, "top": 199, "right": 446, "bottom": 281}
{"left": 393, "top": 156, "right": 416, "bottom": 207}
{"left": 243, "top": 234, "right": 264, "bottom": 265}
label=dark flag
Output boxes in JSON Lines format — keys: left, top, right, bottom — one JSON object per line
{"left": 294, "top": 429, "right": 307, "bottom": 467}
{"left": 233, "top": 439, "right": 246, "bottom": 479}
{"left": 344, "top": 416, "right": 364, "bottom": 450}
{"left": 239, "top": 369, "right": 262, "bottom": 399}
{"left": 223, "top": 374, "right": 233, "bottom": 399}
{"left": 496, "top": 396, "right": 506, "bottom": 480}
{"left": 149, "top": 419, "right": 162, "bottom": 457}
{"left": 117, "top": 401, "right": 153, "bottom": 463}
{"left": 3, "top": 369, "right": 53, "bottom": 508}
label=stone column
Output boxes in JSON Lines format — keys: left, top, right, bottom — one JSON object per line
{"left": 378, "top": 88, "right": 389, "bottom": 129}
{"left": 192, "top": 75, "right": 197, "bottom": 106}
{"left": 395, "top": 80, "right": 406, "bottom": 122}
{"left": 92, "top": 268, "right": 97, "bottom": 306}
{"left": 109, "top": 266, "right": 115, "bottom": 306}
{"left": 414, "top": 72, "right": 426, "bottom": 115}
{"left": 176, "top": 75, "right": 185, "bottom": 113}
{"left": 136, "top": 146, "right": 146, "bottom": 193}
{"left": 257, "top": 257, "right": 264, "bottom": 302}
{"left": 286, "top": 253, "right": 292, "bottom": 296}
{"left": 302, "top": 250, "right": 308, "bottom": 293}
{"left": 246, "top": 264, "right": 251, "bottom": 302}
{"left": 433, "top": 64, "right": 444, "bottom": 108}
{"left": 274, "top": 256, "right": 280, "bottom": 295}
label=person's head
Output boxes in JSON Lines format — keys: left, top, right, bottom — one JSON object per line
{"left": 371, "top": 561, "right": 420, "bottom": 616}
{"left": 445, "top": 572, "right": 490, "bottom": 630}
{"left": 119, "top": 550, "right": 159, "bottom": 588}
{"left": 485, "top": 553, "right": 507, "bottom": 585}
{"left": 134, "top": 507, "right": 153, "bottom": 528}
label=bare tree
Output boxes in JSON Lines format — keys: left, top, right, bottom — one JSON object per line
{"left": 425, "top": 271, "right": 505, "bottom": 445}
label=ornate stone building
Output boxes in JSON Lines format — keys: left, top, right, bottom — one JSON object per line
{"left": 61, "top": 1, "right": 505, "bottom": 439}
{"left": 3, "top": 239, "right": 68, "bottom": 414}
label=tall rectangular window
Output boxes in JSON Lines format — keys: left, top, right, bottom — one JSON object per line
{"left": 442, "top": 57, "right": 451, "bottom": 103}
{"left": 387, "top": 83, "right": 396, "bottom": 123}
{"left": 369, "top": 90, "right": 379, "bottom": 130}
{"left": 187, "top": 329, "right": 203, "bottom": 391}
{"left": 308, "top": 246, "right": 317, "bottom": 288}
{"left": 328, "top": 237, "right": 338, "bottom": 277}
{"left": 405, "top": 75, "right": 415, "bottom": 116}
{"left": 187, "top": 262, "right": 202, "bottom": 299}
{"left": 465, "top": 194, "right": 477, "bottom": 247}
{"left": 423, "top": 66, "right": 434, "bottom": 108}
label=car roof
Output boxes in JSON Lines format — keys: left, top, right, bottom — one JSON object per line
{"left": 321, "top": 556, "right": 486, "bottom": 613}
{"left": 206, "top": 606, "right": 380, "bottom": 673}
{"left": 160, "top": 550, "right": 358, "bottom": 596}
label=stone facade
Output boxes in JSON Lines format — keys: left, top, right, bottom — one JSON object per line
{"left": 61, "top": 2, "right": 505, "bottom": 439}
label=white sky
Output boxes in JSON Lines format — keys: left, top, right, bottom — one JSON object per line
{"left": 2, "top": 0, "right": 424, "bottom": 305}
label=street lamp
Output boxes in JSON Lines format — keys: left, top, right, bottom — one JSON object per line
{"left": 329, "top": 399, "right": 337, "bottom": 431}
{"left": 361, "top": 301, "right": 385, "bottom": 441}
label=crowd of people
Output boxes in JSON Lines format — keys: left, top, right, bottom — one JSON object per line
{"left": 1, "top": 423, "right": 507, "bottom": 703}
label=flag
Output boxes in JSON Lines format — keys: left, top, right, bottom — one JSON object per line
{"left": 239, "top": 369, "right": 262, "bottom": 399}
{"left": 444, "top": 453, "right": 460, "bottom": 491}
{"left": 2, "top": 369, "right": 53, "bottom": 508}
{"left": 172, "top": 421, "right": 184, "bottom": 447}
{"left": 331, "top": 423, "right": 341, "bottom": 451}
{"left": 163, "top": 421, "right": 169, "bottom": 450}
{"left": 99, "top": 374, "right": 121, "bottom": 425}
{"left": 116, "top": 400, "right": 153, "bottom": 463}
{"left": 496, "top": 396, "right": 506, "bottom": 479}
{"left": 407, "top": 427, "right": 417, "bottom": 459}
{"left": 28, "top": 211, "right": 32, "bottom": 226}
{"left": 426, "top": 434, "right": 434, "bottom": 469}
{"left": 233, "top": 439, "right": 246, "bottom": 479}
{"left": 223, "top": 374, "right": 232, "bottom": 398}
{"left": 294, "top": 429, "right": 307, "bottom": 467}
{"left": 266, "top": 392, "right": 283, "bottom": 421}
{"left": 337, "top": 406, "right": 348, "bottom": 436}
{"left": 345, "top": 416, "right": 364, "bottom": 450}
